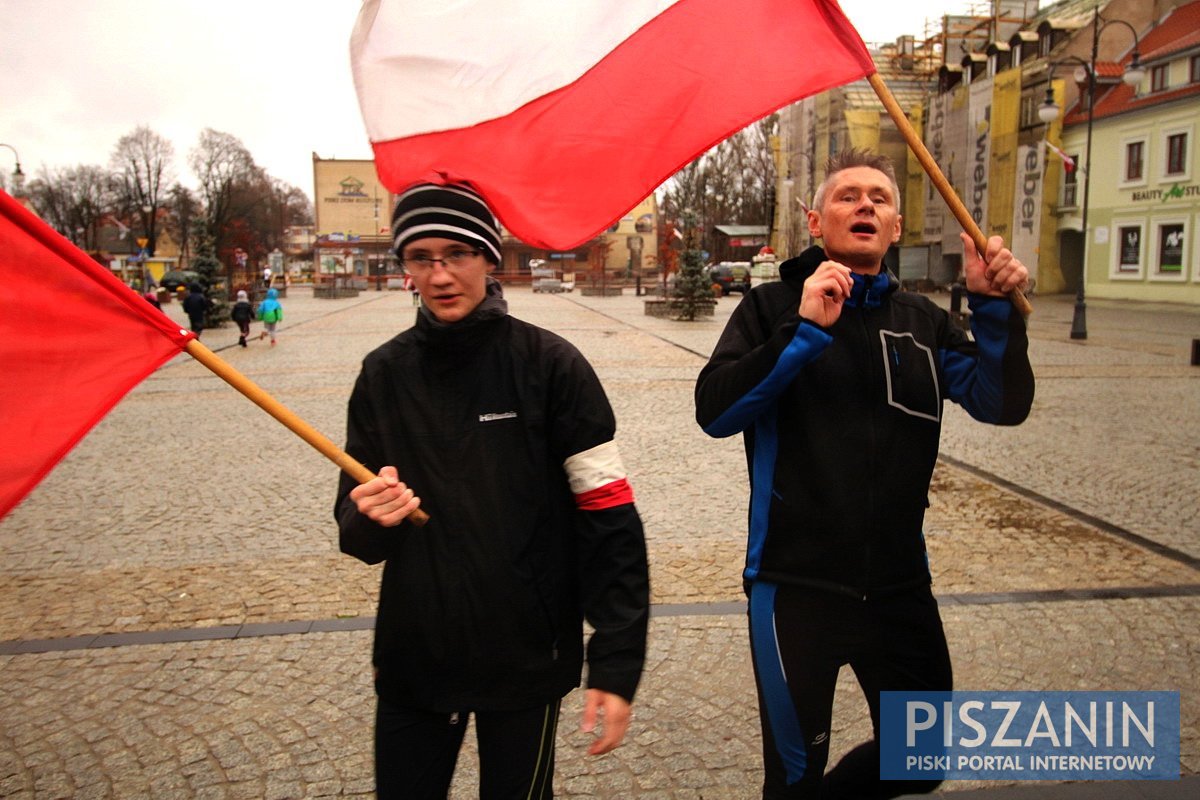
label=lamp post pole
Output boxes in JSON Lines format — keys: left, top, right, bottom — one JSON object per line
{"left": 1071, "top": 16, "right": 1100, "bottom": 341}
{"left": 0, "top": 143, "right": 23, "bottom": 195}
{"left": 1039, "top": 8, "right": 1143, "bottom": 341}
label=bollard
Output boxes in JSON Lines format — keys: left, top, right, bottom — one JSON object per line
{"left": 1192, "top": 338, "right": 1200, "bottom": 366}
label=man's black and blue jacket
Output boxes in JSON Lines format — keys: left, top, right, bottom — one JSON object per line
{"left": 695, "top": 246, "right": 1034, "bottom": 596}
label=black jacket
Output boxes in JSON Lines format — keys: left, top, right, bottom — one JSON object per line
{"left": 337, "top": 306, "right": 648, "bottom": 711}
{"left": 695, "top": 246, "right": 1034, "bottom": 597}
{"left": 230, "top": 300, "right": 254, "bottom": 324}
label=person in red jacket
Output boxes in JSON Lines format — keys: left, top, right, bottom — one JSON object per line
{"left": 336, "top": 183, "right": 649, "bottom": 799}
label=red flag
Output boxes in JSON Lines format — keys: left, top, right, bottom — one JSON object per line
{"left": 0, "top": 190, "right": 194, "bottom": 519}
{"left": 351, "top": 0, "right": 875, "bottom": 249}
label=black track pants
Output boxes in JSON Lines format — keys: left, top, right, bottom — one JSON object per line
{"left": 375, "top": 696, "right": 561, "bottom": 799}
{"left": 748, "top": 582, "right": 953, "bottom": 799}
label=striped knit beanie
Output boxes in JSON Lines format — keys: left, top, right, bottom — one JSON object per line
{"left": 391, "top": 183, "right": 502, "bottom": 265}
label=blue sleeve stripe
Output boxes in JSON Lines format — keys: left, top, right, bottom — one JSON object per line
{"left": 744, "top": 411, "right": 779, "bottom": 582}
{"left": 942, "top": 297, "right": 1011, "bottom": 422}
{"left": 749, "top": 581, "right": 810, "bottom": 784}
{"left": 703, "top": 323, "right": 832, "bottom": 438}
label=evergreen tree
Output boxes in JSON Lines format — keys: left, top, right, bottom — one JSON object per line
{"left": 190, "top": 221, "right": 230, "bottom": 327}
{"left": 670, "top": 211, "right": 713, "bottom": 321}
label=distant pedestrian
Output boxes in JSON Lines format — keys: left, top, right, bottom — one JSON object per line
{"left": 231, "top": 289, "right": 254, "bottom": 347}
{"left": 142, "top": 286, "right": 161, "bottom": 310}
{"left": 263, "top": 266, "right": 273, "bottom": 289}
{"left": 257, "top": 287, "right": 283, "bottom": 346}
{"left": 403, "top": 271, "right": 420, "bottom": 306}
{"left": 182, "top": 283, "right": 208, "bottom": 339}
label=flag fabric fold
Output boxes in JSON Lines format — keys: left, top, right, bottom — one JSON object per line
{"left": 0, "top": 190, "right": 195, "bottom": 519}
{"left": 351, "top": 0, "right": 876, "bottom": 250}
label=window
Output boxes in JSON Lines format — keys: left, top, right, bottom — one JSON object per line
{"left": 1151, "top": 64, "right": 1169, "bottom": 92}
{"left": 1114, "top": 223, "right": 1143, "bottom": 275}
{"left": 1062, "top": 157, "right": 1079, "bottom": 207}
{"left": 1125, "top": 141, "right": 1145, "bottom": 181}
{"left": 1167, "top": 132, "right": 1188, "bottom": 175}
{"left": 1192, "top": 55, "right": 1200, "bottom": 84}
{"left": 1152, "top": 219, "right": 1188, "bottom": 280}
{"left": 1038, "top": 33, "right": 1051, "bottom": 58}
{"left": 1020, "top": 93, "right": 1039, "bottom": 128}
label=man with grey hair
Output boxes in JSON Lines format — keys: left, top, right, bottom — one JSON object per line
{"left": 696, "top": 148, "right": 1034, "bottom": 798}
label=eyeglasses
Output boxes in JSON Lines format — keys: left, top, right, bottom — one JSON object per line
{"left": 401, "top": 248, "right": 482, "bottom": 272}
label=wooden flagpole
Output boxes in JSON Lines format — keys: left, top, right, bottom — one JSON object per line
{"left": 868, "top": 73, "right": 1033, "bottom": 317}
{"left": 184, "top": 339, "right": 430, "bottom": 526}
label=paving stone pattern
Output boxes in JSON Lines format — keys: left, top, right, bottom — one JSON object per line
{"left": 1, "top": 286, "right": 1197, "bottom": 798}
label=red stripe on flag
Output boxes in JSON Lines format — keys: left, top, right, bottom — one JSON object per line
{"left": 367, "top": 0, "right": 874, "bottom": 250}
{"left": 574, "top": 478, "right": 635, "bottom": 511}
{"left": 0, "top": 191, "right": 194, "bottom": 519}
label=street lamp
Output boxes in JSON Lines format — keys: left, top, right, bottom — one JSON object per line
{"left": 139, "top": 203, "right": 154, "bottom": 289}
{"left": 0, "top": 143, "right": 23, "bottom": 195}
{"left": 1037, "top": 8, "right": 1144, "bottom": 340}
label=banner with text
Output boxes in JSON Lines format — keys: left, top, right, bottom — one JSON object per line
{"left": 1010, "top": 142, "right": 1045, "bottom": 279}
{"left": 880, "top": 691, "right": 1180, "bottom": 781}
{"left": 967, "top": 76, "right": 994, "bottom": 233}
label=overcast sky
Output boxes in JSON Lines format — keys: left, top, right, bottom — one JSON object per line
{"left": 1, "top": 1, "right": 1024, "bottom": 200}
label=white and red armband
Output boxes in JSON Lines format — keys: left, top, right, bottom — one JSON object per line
{"left": 563, "top": 441, "right": 635, "bottom": 510}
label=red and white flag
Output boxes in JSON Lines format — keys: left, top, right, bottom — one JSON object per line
{"left": 0, "top": 190, "right": 194, "bottom": 519}
{"left": 1044, "top": 140, "right": 1076, "bottom": 173}
{"left": 351, "top": 0, "right": 876, "bottom": 249}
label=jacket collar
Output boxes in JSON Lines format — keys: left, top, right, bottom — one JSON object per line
{"left": 778, "top": 245, "right": 898, "bottom": 309}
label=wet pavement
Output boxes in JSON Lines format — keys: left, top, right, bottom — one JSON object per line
{"left": 1, "top": 284, "right": 1197, "bottom": 798}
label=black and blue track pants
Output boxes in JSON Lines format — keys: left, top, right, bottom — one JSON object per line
{"left": 749, "top": 581, "right": 953, "bottom": 799}
{"left": 375, "top": 696, "right": 561, "bottom": 799}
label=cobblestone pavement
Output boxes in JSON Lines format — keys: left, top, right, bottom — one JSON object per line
{"left": 1, "top": 285, "right": 1196, "bottom": 798}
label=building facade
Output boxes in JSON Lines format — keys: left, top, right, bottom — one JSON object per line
{"left": 312, "top": 154, "right": 657, "bottom": 286}
{"left": 1058, "top": 0, "right": 1200, "bottom": 302}
{"left": 774, "top": 0, "right": 1198, "bottom": 306}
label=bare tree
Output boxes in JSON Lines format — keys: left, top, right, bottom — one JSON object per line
{"left": 27, "top": 164, "right": 115, "bottom": 251}
{"left": 187, "top": 128, "right": 262, "bottom": 258}
{"left": 163, "top": 183, "right": 200, "bottom": 268}
{"left": 658, "top": 114, "right": 778, "bottom": 258}
{"left": 110, "top": 126, "right": 175, "bottom": 256}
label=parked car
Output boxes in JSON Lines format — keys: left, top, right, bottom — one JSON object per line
{"left": 710, "top": 262, "right": 751, "bottom": 295}
{"left": 159, "top": 270, "right": 201, "bottom": 292}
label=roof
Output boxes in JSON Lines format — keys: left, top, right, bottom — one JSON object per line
{"left": 841, "top": 78, "right": 929, "bottom": 112}
{"left": 1138, "top": 0, "right": 1200, "bottom": 62}
{"left": 1063, "top": 1, "right": 1200, "bottom": 125}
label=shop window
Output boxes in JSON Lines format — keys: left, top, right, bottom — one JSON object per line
{"left": 1153, "top": 221, "right": 1187, "bottom": 278}
{"left": 1114, "top": 223, "right": 1143, "bottom": 276}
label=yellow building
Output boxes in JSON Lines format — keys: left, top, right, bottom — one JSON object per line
{"left": 312, "top": 154, "right": 658, "bottom": 287}
{"left": 312, "top": 155, "right": 392, "bottom": 284}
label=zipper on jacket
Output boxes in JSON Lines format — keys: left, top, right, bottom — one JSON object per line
{"left": 856, "top": 302, "right": 878, "bottom": 587}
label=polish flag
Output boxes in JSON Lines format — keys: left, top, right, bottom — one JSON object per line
{"left": 1045, "top": 140, "right": 1076, "bottom": 173}
{"left": 0, "top": 191, "right": 194, "bottom": 519}
{"left": 352, "top": 0, "right": 875, "bottom": 250}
